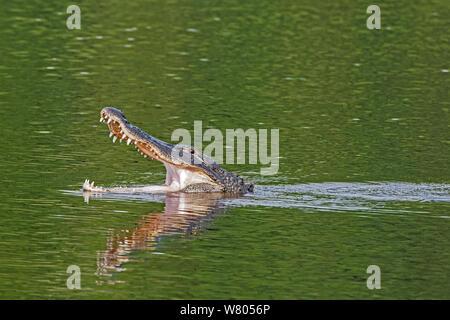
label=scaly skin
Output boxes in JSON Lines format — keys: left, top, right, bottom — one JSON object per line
{"left": 83, "top": 107, "right": 254, "bottom": 194}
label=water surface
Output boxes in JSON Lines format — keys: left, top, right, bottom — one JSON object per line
{"left": 0, "top": 0, "right": 449, "bottom": 299}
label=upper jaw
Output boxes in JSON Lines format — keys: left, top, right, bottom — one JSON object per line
{"left": 99, "top": 107, "right": 222, "bottom": 183}
{"left": 100, "top": 107, "right": 175, "bottom": 163}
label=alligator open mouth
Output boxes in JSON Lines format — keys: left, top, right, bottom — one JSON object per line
{"left": 83, "top": 107, "right": 254, "bottom": 193}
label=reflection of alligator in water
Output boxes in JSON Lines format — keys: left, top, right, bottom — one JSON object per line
{"left": 77, "top": 182, "right": 450, "bottom": 277}
{"left": 91, "top": 192, "right": 237, "bottom": 277}
{"left": 83, "top": 107, "right": 254, "bottom": 194}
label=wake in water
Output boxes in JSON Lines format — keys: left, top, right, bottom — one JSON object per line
{"left": 228, "top": 182, "right": 450, "bottom": 214}
{"left": 65, "top": 182, "right": 450, "bottom": 215}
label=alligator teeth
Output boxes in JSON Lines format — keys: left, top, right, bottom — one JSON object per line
{"left": 113, "top": 136, "right": 117, "bottom": 143}
{"left": 122, "top": 133, "right": 127, "bottom": 139}
{"left": 127, "top": 138, "right": 131, "bottom": 145}
{"left": 120, "top": 139, "right": 123, "bottom": 143}
{"left": 107, "top": 118, "right": 112, "bottom": 124}
{"left": 109, "top": 132, "right": 113, "bottom": 138}
{"left": 144, "top": 155, "right": 147, "bottom": 158}
{"left": 83, "top": 179, "right": 95, "bottom": 189}
{"left": 99, "top": 117, "right": 103, "bottom": 123}
{"left": 134, "top": 141, "right": 137, "bottom": 145}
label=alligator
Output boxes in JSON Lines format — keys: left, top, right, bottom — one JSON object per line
{"left": 83, "top": 107, "right": 254, "bottom": 194}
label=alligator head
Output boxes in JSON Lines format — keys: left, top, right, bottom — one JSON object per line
{"left": 83, "top": 107, "right": 254, "bottom": 194}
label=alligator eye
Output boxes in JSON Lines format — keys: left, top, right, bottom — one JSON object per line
{"left": 191, "top": 149, "right": 195, "bottom": 154}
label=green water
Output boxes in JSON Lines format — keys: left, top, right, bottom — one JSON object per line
{"left": 0, "top": 0, "right": 449, "bottom": 299}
